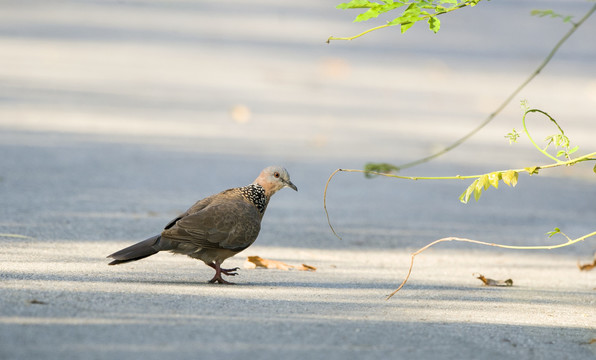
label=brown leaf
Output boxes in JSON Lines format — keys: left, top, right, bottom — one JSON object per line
{"left": 577, "top": 258, "right": 596, "bottom": 271}
{"left": 244, "top": 256, "right": 316, "bottom": 271}
{"left": 473, "top": 273, "right": 513, "bottom": 287}
{"left": 297, "top": 264, "right": 317, "bottom": 272}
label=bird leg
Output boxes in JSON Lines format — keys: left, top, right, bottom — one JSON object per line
{"left": 207, "top": 261, "right": 238, "bottom": 284}
{"left": 206, "top": 262, "right": 239, "bottom": 276}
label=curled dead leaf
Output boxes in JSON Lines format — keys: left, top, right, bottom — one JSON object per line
{"left": 298, "top": 264, "right": 317, "bottom": 271}
{"left": 578, "top": 261, "right": 595, "bottom": 271}
{"left": 473, "top": 273, "right": 513, "bottom": 287}
{"left": 577, "top": 255, "right": 596, "bottom": 271}
{"left": 244, "top": 256, "right": 316, "bottom": 272}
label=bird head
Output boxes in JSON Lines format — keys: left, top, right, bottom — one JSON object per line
{"left": 254, "top": 166, "right": 298, "bottom": 196}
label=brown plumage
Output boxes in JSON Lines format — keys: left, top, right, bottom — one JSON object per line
{"left": 107, "top": 166, "right": 297, "bottom": 284}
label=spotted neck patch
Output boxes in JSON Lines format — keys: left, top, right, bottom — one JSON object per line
{"left": 240, "top": 184, "right": 268, "bottom": 213}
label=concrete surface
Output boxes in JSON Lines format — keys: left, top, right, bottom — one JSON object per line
{"left": 1, "top": 1, "right": 595, "bottom": 359}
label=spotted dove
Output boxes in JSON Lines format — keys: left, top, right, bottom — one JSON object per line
{"left": 107, "top": 166, "right": 297, "bottom": 284}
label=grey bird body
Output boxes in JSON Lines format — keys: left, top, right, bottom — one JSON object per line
{"left": 107, "top": 166, "right": 297, "bottom": 284}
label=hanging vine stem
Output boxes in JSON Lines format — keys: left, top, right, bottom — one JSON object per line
{"left": 0, "top": 233, "right": 34, "bottom": 239}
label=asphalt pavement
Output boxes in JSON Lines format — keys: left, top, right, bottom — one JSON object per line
{"left": 1, "top": 1, "right": 595, "bottom": 359}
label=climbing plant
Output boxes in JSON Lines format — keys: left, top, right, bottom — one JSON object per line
{"left": 323, "top": 103, "right": 596, "bottom": 298}
{"left": 329, "top": 1, "right": 596, "bottom": 171}
{"left": 324, "top": 1, "right": 596, "bottom": 297}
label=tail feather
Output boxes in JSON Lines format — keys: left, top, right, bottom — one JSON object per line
{"left": 107, "top": 235, "right": 165, "bottom": 265}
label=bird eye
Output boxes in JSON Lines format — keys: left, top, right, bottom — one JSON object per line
{"left": 274, "top": 172, "right": 280, "bottom": 178}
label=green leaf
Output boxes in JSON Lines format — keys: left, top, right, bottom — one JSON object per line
{"left": 458, "top": 187, "right": 469, "bottom": 204}
{"left": 459, "top": 179, "right": 477, "bottom": 204}
{"left": 394, "top": 3, "right": 424, "bottom": 33}
{"left": 488, "top": 172, "right": 500, "bottom": 189}
{"left": 531, "top": 9, "right": 555, "bottom": 17}
{"left": 337, "top": 0, "right": 375, "bottom": 10}
{"left": 505, "top": 129, "right": 519, "bottom": 144}
{"left": 531, "top": 9, "right": 574, "bottom": 23}
{"left": 556, "top": 150, "right": 566, "bottom": 158}
{"left": 525, "top": 166, "right": 539, "bottom": 175}
{"left": 356, "top": 8, "right": 382, "bottom": 22}
{"left": 502, "top": 170, "right": 518, "bottom": 187}
{"left": 568, "top": 145, "right": 579, "bottom": 155}
{"left": 428, "top": 16, "right": 441, "bottom": 33}
{"left": 473, "top": 183, "right": 482, "bottom": 201}
{"left": 400, "top": 21, "right": 415, "bottom": 33}
{"left": 477, "top": 174, "right": 490, "bottom": 191}
{"left": 338, "top": 0, "right": 405, "bottom": 22}
{"left": 363, "top": 162, "right": 399, "bottom": 178}
{"left": 546, "top": 227, "right": 561, "bottom": 238}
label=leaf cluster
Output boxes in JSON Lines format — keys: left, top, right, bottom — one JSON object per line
{"left": 459, "top": 106, "right": 594, "bottom": 204}
{"left": 531, "top": 9, "right": 574, "bottom": 24}
{"left": 544, "top": 133, "right": 579, "bottom": 160}
{"left": 504, "top": 129, "right": 520, "bottom": 144}
{"left": 458, "top": 170, "right": 518, "bottom": 204}
{"left": 521, "top": 107, "right": 581, "bottom": 163}
{"left": 336, "top": 0, "right": 481, "bottom": 35}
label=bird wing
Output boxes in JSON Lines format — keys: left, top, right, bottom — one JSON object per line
{"left": 163, "top": 193, "right": 219, "bottom": 230}
{"left": 161, "top": 195, "right": 261, "bottom": 252}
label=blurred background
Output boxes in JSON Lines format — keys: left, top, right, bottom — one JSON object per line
{"left": 0, "top": 0, "right": 595, "bottom": 254}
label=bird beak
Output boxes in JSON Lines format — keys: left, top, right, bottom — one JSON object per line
{"left": 285, "top": 180, "right": 298, "bottom": 191}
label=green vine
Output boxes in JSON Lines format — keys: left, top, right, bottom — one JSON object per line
{"left": 323, "top": 107, "right": 596, "bottom": 297}
{"left": 324, "top": 1, "right": 596, "bottom": 298}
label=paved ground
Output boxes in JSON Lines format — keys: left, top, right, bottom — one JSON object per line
{"left": 1, "top": 1, "right": 595, "bottom": 359}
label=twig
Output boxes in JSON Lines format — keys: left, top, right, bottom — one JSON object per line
{"left": 327, "top": 23, "right": 392, "bottom": 43}
{"left": 0, "top": 233, "right": 34, "bottom": 239}
{"left": 386, "top": 231, "right": 596, "bottom": 299}
{"left": 323, "top": 169, "right": 343, "bottom": 239}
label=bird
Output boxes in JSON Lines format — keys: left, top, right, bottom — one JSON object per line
{"left": 107, "top": 166, "right": 297, "bottom": 284}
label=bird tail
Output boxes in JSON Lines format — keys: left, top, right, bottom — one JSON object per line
{"left": 107, "top": 235, "right": 166, "bottom": 265}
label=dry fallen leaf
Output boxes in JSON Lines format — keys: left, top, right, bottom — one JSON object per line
{"left": 578, "top": 261, "right": 595, "bottom": 271}
{"left": 589, "top": 338, "right": 596, "bottom": 344}
{"left": 244, "top": 256, "right": 316, "bottom": 272}
{"left": 577, "top": 256, "right": 596, "bottom": 271}
{"left": 298, "top": 264, "right": 317, "bottom": 271}
{"left": 473, "top": 273, "right": 513, "bottom": 287}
